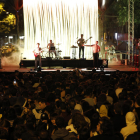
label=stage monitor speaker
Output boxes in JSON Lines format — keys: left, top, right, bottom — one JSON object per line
{"left": 63, "top": 56, "right": 70, "bottom": 59}
{"left": 79, "top": 58, "right": 86, "bottom": 60}
{"left": 46, "top": 57, "right": 52, "bottom": 60}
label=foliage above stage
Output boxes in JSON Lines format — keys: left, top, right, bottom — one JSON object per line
{"left": 0, "top": 2, "right": 16, "bottom": 34}
{"left": 100, "top": 0, "right": 140, "bottom": 38}
{"left": 115, "top": 0, "right": 140, "bottom": 26}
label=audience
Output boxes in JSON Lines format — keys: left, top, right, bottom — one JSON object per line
{"left": 0, "top": 70, "right": 140, "bottom": 140}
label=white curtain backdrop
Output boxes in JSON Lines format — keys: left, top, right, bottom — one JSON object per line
{"left": 23, "top": 0, "right": 98, "bottom": 59}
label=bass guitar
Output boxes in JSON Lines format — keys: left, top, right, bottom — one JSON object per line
{"left": 77, "top": 36, "right": 92, "bottom": 47}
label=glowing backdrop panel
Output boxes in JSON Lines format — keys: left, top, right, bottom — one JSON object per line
{"left": 23, "top": 0, "right": 98, "bottom": 59}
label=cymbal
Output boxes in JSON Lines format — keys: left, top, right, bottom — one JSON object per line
{"left": 71, "top": 45, "right": 78, "bottom": 48}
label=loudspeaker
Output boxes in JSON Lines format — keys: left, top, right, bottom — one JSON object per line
{"left": 46, "top": 57, "right": 52, "bottom": 60}
{"left": 79, "top": 58, "right": 86, "bottom": 60}
{"left": 63, "top": 56, "right": 70, "bottom": 59}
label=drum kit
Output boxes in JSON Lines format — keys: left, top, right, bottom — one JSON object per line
{"left": 41, "top": 43, "right": 79, "bottom": 59}
{"left": 41, "top": 43, "right": 62, "bottom": 59}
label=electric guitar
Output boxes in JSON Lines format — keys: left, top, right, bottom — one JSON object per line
{"left": 77, "top": 36, "right": 92, "bottom": 47}
{"left": 33, "top": 47, "right": 42, "bottom": 57}
{"left": 34, "top": 52, "right": 40, "bottom": 57}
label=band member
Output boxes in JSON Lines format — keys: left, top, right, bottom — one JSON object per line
{"left": 47, "top": 40, "right": 56, "bottom": 57}
{"left": 33, "top": 43, "right": 42, "bottom": 69}
{"left": 77, "top": 34, "right": 86, "bottom": 59}
{"left": 85, "top": 41, "right": 101, "bottom": 69}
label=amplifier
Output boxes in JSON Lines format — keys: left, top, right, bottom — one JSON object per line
{"left": 63, "top": 56, "right": 70, "bottom": 59}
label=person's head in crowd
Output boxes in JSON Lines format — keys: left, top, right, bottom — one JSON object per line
{"left": 25, "top": 115, "right": 36, "bottom": 130}
{"left": 13, "top": 105, "right": 23, "bottom": 116}
{"left": 117, "top": 83, "right": 124, "bottom": 89}
{"left": 47, "top": 93, "right": 56, "bottom": 103}
{"left": 22, "top": 91, "right": 29, "bottom": 99}
{"left": 81, "top": 100, "right": 90, "bottom": 113}
{"left": 68, "top": 99, "right": 76, "bottom": 111}
{"left": 97, "top": 93, "right": 107, "bottom": 103}
{"left": 13, "top": 117, "right": 25, "bottom": 127}
{"left": 78, "top": 126, "right": 90, "bottom": 140}
{"left": 37, "top": 86, "right": 43, "bottom": 93}
{"left": 125, "top": 112, "right": 136, "bottom": 126}
{"left": 122, "top": 100, "right": 133, "bottom": 116}
{"left": 38, "top": 130, "right": 50, "bottom": 140}
{"left": 54, "top": 109, "right": 62, "bottom": 116}
{"left": 72, "top": 112, "right": 89, "bottom": 137}
{"left": 74, "top": 104, "right": 83, "bottom": 115}
{"left": 84, "top": 87, "right": 92, "bottom": 97}
{"left": 97, "top": 117, "right": 114, "bottom": 135}
{"left": 39, "top": 91, "right": 46, "bottom": 98}
{"left": 9, "top": 87, "right": 17, "bottom": 97}
{"left": 55, "top": 99, "right": 61, "bottom": 109}
{"left": 99, "top": 105, "right": 110, "bottom": 119}
{"left": 0, "top": 119, "right": 10, "bottom": 131}
{"left": 76, "top": 85, "right": 83, "bottom": 95}
{"left": 50, "top": 113, "right": 58, "bottom": 126}
{"left": 108, "top": 88, "right": 118, "bottom": 103}
{"left": 60, "top": 102, "right": 67, "bottom": 111}
{"left": 118, "top": 92, "right": 126, "bottom": 101}
{"left": 34, "top": 97, "right": 39, "bottom": 106}
{"left": 0, "top": 127, "right": 9, "bottom": 139}
{"left": 2, "top": 98, "right": 10, "bottom": 110}
{"left": 55, "top": 89, "right": 61, "bottom": 99}
{"left": 28, "top": 100, "right": 35, "bottom": 110}
{"left": 127, "top": 92, "right": 135, "bottom": 105}
{"left": 90, "top": 112, "right": 100, "bottom": 134}
{"left": 6, "top": 107, "right": 17, "bottom": 121}
{"left": 55, "top": 116, "right": 65, "bottom": 128}
{"left": 101, "top": 86, "right": 108, "bottom": 95}
{"left": 41, "top": 113, "right": 49, "bottom": 124}
{"left": 135, "top": 96, "right": 140, "bottom": 108}
{"left": 38, "top": 98, "right": 47, "bottom": 110}
{"left": 114, "top": 102, "right": 122, "bottom": 115}
{"left": 65, "top": 94, "right": 72, "bottom": 103}
{"left": 13, "top": 124, "right": 26, "bottom": 140}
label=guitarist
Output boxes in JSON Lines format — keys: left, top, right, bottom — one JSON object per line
{"left": 77, "top": 34, "right": 92, "bottom": 59}
{"left": 33, "top": 43, "right": 42, "bottom": 70}
{"left": 77, "top": 34, "right": 85, "bottom": 59}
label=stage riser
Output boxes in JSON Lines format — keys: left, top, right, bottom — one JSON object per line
{"left": 20, "top": 59, "right": 108, "bottom": 68}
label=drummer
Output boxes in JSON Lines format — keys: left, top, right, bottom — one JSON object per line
{"left": 47, "top": 40, "right": 56, "bottom": 57}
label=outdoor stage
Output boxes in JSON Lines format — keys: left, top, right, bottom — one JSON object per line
{"left": 19, "top": 58, "right": 108, "bottom": 68}
{"left": 0, "top": 59, "right": 139, "bottom": 73}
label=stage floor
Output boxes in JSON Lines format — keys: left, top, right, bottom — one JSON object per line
{"left": 0, "top": 64, "right": 139, "bottom": 72}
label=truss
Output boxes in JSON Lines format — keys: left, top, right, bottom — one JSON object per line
{"left": 128, "top": 0, "right": 134, "bottom": 64}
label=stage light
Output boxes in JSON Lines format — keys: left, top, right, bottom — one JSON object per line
{"left": 23, "top": 0, "right": 98, "bottom": 59}
{"left": 102, "top": 0, "right": 106, "bottom": 8}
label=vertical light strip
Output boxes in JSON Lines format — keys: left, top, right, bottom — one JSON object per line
{"left": 23, "top": 0, "right": 98, "bottom": 59}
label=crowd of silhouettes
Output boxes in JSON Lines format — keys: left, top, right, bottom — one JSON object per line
{"left": 0, "top": 69, "right": 140, "bottom": 140}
